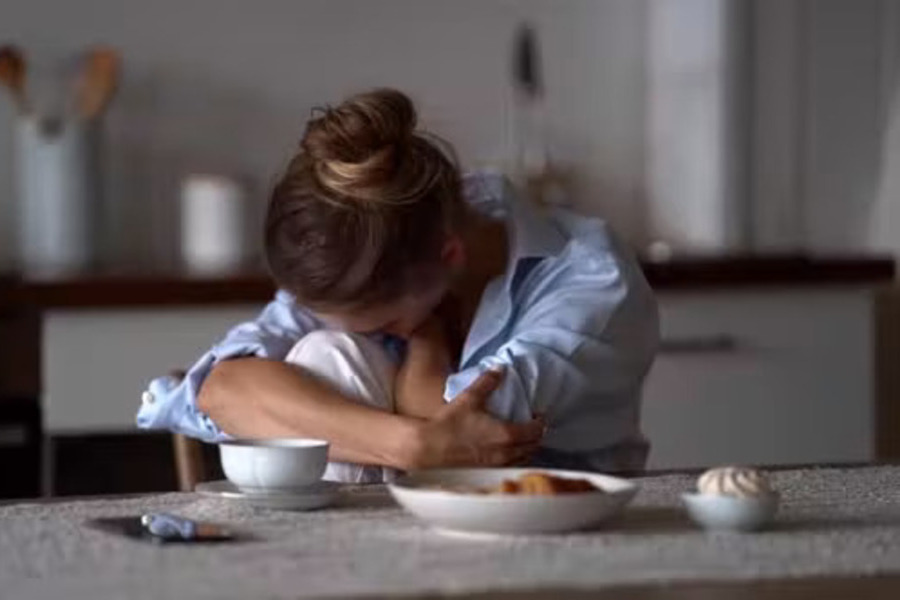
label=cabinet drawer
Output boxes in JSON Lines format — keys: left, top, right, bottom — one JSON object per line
{"left": 642, "top": 290, "right": 874, "bottom": 469}
{"left": 43, "top": 307, "right": 261, "bottom": 432}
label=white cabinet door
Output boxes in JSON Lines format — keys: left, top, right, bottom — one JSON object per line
{"left": 43, "top": 307, "right": 261, "bottom": 432}
{"left": 642, "top": 290, "right": 874, "bottom": 469}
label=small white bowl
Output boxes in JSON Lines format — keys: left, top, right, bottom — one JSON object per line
{"left": 682, "top": 492, "right": 780, "bottom": 532}
{"left": 219, "top": 438, "right": 329, "bottom": 493}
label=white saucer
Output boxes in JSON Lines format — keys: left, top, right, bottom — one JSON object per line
{"left": 195, "top": 479, "right": 339, "bottom": 511}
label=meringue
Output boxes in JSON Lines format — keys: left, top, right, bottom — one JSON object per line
{"left": 697, "top": 466, "right": 773, "bottom": 498}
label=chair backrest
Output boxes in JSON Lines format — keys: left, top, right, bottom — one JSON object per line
{"left": 172, "top": 433, "right": 206, "bottom": 492}
{"left": 168, "top": 370, "right": 222, "bottom": 491}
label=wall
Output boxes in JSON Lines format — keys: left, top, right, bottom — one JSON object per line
{"left": 871, "top": 0, "right": 900, "bottom": 257}
{"left": 645, "top": 0, "right": 751, "bottom": 252}
{"left": 3, "top": 0, "right": 900, "bottom": 268}
{"left": 804, "top": 0, "right": 885, "bottom": 253}
{"left": 0, "top": 0, "right": 647, "bottom": 269}
{"left": 752, "top": 0, "right": 900, "bottom": 257}
{"left": 642, "top": 0, "right": 900, "bottom": 257}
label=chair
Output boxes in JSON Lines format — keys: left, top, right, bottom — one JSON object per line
{"left": 168, "top": 370, "right": 212, "bottom": 492}
{"left": 173, "top": 433, "right": 207, "bottom": 492}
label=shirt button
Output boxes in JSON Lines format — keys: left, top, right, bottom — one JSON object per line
{"left": 142, "top": 391, "right": 156, "bottom": 406}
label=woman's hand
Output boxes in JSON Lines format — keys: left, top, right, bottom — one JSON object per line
{"left": 404, "top": 368, "right": 545, "bottom": 469}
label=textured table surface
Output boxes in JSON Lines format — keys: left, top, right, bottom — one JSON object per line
{"left": 3, "top": 466, "right": 900, "bottom": 599}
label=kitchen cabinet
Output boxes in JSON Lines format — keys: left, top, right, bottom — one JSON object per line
{"left": 43, "top": 307, "right": 260, "bottom": 432}
{"left": 0, "top": 256, "right": 892, "bottom": 495}
{"left": 41, "top": 288, "right": 886, "bottom": 471}
{"left": 643, "top": 289, "right": 876, "bottom": 469}
{"left": 0, "top": 284, "right": 41, "bottom": 499}
{"left": 39, "top": 306, "right": 259, "bottom": 495}
{"left": 0, "top": 400, "right": 40, "bottom": 498}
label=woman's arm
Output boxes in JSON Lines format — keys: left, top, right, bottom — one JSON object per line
{"left": 137, "top": 290, "right": 322, "bottom": 439}
{"left": 199, "top": 358, "right": 543, "bottom": 470}
{"left": 444, "top": 248, "right": 660, "bottom": 435}
{"left": 394, "top": 316, "right": 451, "bottom": 419}
{"left": 199, "top": 358, "right": 414, "bottom": 467}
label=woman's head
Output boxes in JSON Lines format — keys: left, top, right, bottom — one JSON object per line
{"left": 265, "top": 89, "right": 465, "bottom": 336}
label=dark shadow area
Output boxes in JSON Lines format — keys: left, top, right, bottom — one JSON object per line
{"left": 52, "top": 431, "right": 223, "bottom": 496}
{"left": 609, "top": 506, "right": 695, "bottom": 535}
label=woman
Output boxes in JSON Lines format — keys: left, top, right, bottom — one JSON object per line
{"left": 137, "top": 89, "right": 659, "bottom": 481}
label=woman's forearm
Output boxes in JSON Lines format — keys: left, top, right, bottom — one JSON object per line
{"left": 394, "top": 320, "right": 452, "bottom": 419}
{"left": 197, "top": 357, "right": 421, "bottom": 469}
{"left": 395, "top": 365, "right": 446, "bottom": 419}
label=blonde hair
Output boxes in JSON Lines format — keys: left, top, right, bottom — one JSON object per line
{"left": 265, "top": 89, "right": 463, "bottom": 307}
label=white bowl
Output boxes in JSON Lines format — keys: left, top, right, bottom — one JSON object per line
{"left": 389, "top": 468, "right": 639, "bottom": 535}
{"left": 219, "top": 438, "right": 328, "bottom": 493}
{"left": 682, "top": 492, "right": 780, "bottom": 532}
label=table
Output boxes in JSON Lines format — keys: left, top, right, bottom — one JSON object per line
{"left": 3, "top": 465, "right": 900, "bottom": 599}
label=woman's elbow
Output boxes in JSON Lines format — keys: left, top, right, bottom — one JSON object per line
{"left": 197, "top": 360, "right": 239, "bottom": 417}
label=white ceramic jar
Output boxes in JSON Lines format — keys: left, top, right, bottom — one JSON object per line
{"left": 180, "top": 174, "right": 247, "bottom": 274}
{"left": 15, "top": 116, "right": 100, "bottom": 273}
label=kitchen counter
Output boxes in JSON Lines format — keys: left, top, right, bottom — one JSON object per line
{"left": 0, "top": 254, "right": 894, "bottom": 310}
{"left": 640, "top": 254, "right": 895, "bottom": 290}
{"left": 5, "top": 465, "right": 900, "bottom": 598}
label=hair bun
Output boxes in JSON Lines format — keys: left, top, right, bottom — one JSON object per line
{"left": 302, "top": 89, "right": 421, "bottom": 203}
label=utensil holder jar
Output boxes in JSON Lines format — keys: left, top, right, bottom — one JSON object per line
{"left": 15, "top": 115, "right": 101, "bottom": 273}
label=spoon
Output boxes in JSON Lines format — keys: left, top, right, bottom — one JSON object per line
{"left": 74, "top": 46, "right": 120, "bottom": 120}
{"left": 0, "top": 44, "right": 27, "bottom": 112}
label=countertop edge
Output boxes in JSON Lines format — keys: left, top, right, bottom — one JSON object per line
{"left": 1, "top": 255, "right": 895, "bottom": 310}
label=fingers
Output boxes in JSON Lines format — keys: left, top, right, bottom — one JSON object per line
{"left": 482, "top": 441, "right": 540, "bottom": 467}
{"left": 453, "top": 367, "right": 505, "bottom": 410}
{"left": 480, "top": 416, "right": 544, "bottom": 446}
{"left": 506, "top": 418, "right": 545, "bottom": 445}
{"left": 505, "top": 443, "right": 540, "bottom": 466}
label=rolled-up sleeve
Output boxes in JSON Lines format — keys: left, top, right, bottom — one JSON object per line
{"left": 444, "top": 240, "right": 659, "bottom": 451}
{"left": 136, "top": 290, "right": 322, "bottom": 441}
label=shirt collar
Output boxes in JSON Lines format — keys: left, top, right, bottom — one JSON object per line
{"left": 501, "top": 180, "right": 567, "bottom": 292}
{"left": 464, "top": 170, "right": 566, "bottom": 262}
{"left": 508, "top": 192, "right": 566, "bottom": 262}
{"left": 458, "top": 178, "right": 566, "bottom": 366}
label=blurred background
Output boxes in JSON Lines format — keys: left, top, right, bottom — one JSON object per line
{"left": 0, "top": 0, "right": 898, "bottom": 499}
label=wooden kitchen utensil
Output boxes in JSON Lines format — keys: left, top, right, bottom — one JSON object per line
{"left": 0, "top": 45, "right": 27, "bottom": 112}
{"left": 74, "top": 46, "right": 120, "bottom": 119}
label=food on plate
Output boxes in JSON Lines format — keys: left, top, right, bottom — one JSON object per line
{"left": 495, "top": 472, "right": 600, "bottom": 495}
{"left": 431, "top": 472, "right": 602, "bottom": 495}
{"left": 697, "top": 466, "right": 774, "bottom": 498}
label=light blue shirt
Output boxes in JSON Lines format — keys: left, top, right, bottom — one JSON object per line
{"left": 137, "top": 171, "right": 659, "bottom": 455}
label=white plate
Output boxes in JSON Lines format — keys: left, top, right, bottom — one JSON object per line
{"left": 388, "top": 468, "right": 638, "bottom": 535}
{"left": 195, "top": 479, "right": 338, "bottom": 511}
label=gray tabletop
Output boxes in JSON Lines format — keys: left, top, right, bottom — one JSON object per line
{"left": 3, "top": 466, "right": 900, "bottom": 599}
